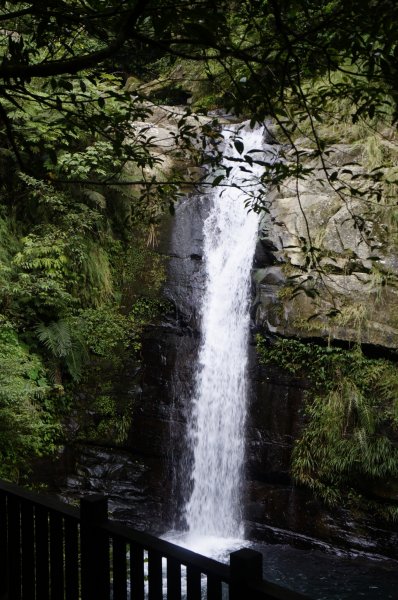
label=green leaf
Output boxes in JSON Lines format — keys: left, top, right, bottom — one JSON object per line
{"left": 234, "top": 139, "right": 244, "bottom": 155}
{"left": 212, "top": 174, "right": 225, "bottom": 187}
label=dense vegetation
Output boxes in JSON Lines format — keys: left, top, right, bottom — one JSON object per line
{"left": 257, "top": 337, "right": 398, "bottom": 520}
{"left": 1, "top": 0, "right": 398, "bottom": 516}
{"left": 0, "top": 2, "right": 178, "bottom": 480}
{"left": 0, "top": 165, "right": 167, "bottom": 479}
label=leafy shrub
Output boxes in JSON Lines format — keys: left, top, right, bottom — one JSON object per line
{"left": 0, "top": 320, "right": 59, "bottom": 480}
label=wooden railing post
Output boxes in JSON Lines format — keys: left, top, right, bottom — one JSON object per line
{"left": 0, "top": 492, "right": 8, "bottom": 600}
{"left": 229, "top": 548, "right": 263, "bottom": 600}
{"left": 80, "top": 495, "right": 110, "bottom": 600}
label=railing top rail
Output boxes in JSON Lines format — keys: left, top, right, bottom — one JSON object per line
{"left": 104, "top": 520, "right": 231, "bottom": 581}
{"left": 0, "top": 478, "right": 79, "bottom": 521}
{"left": 0, "top": 478, "right": 229, "bottom": 579}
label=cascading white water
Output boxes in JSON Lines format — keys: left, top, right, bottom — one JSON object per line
{"left": 183, "top": 124, "right": 264, "bottom": 547}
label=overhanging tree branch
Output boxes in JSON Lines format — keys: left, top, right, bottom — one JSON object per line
{"left": 0, "top": 0, "right": 151, "bottom": 79}
{"left": 0, "top": 6, "right": 34, "bottom": 22}
{"left": 0, "top": 101, "right": 25, "bottom": 170}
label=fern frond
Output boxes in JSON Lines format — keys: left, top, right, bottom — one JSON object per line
{"left": 35, "top": 320, "right": 72, "bottom": 358}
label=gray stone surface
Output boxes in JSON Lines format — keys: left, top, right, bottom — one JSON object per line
{"left": 255, "top": 144, "right": 398, "bottom": 348}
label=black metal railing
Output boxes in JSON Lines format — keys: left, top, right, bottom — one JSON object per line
{"left": 0, "top": 479, "right": 310, "bottom": 600}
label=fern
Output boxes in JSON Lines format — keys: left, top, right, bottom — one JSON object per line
{"left": 80, "top": 242, "right": 113, "bottom": 307}
{"left": 35, "top": 320, "right": 86, "bottom": 381}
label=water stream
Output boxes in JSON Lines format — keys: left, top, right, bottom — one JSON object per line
{"left": 169, "top": 123, "right": 265, "bottom": 558}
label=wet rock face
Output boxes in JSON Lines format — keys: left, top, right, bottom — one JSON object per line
{"left": 159, "top": 194, "right": 210, "bottom": 328}
{"left": 126, "top": 194, "right": 209, "bottom": 530}
{"left": 246, "top": 480, "right": 398, "bottom": 558}
{"left": 246, "top": 366, "right": 305, "bottom": 484}
{"left": 57, "top": 445, "right": 167, "bottom": 532}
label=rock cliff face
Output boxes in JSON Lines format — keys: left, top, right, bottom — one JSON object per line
{"left": 254, "top": 142, "right": 398, "bottom": 348}
{"left": 247, "top": 140, "right": 398, "bottom": 557}
{"left": 246, "top": 363, "right": 398, "bottom": 557}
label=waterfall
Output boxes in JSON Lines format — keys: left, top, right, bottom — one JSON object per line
{"left": 183, "top": 124, "right": 264, "bottom": 545}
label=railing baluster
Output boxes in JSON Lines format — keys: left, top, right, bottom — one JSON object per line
{"left": 0, "top": 492, "right": 8, "bottom": 599}
{"left": 80, "top": 496, "right": 110, "bottom": 600}
{"left": 8, "top": 495, "right": 22, "bottom": 599}
{"left": 49, "top": 511, "right": 64, "bottom": 600}
{"left": 35, "top": 504, "right": 50, "bottom": 600}
{"left": 21, "top": 500, "right": 35, "bottom": 599}
{"left": 187, "top": 564, "right": 201, "bottom": 600}
{"left": 167, "top": 556, "right": 181, "bottom": 600}
{"left": 113, "top": 537, "right": 127, "bottom": 600}
{"left": 207, "top": 574, "right": 222, "bottom": 600}
{"left": 148, "top": 548, "right": 163, "bottom": 600}
{"left": 130, "top": 543, "right": 145, "bottom": 600}
{"left": 65, "top": 518, "right": 79, "bottom": 600}
{"left": 230, "top": 549, "right": 263, "bottom": 600}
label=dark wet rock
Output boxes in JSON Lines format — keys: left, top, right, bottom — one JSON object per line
{"left": 245, "top": 481, "right": 398, "bottom": 560}
{"left": 160, "top": 194, "right": 209, "bottom": 328}
{"left": 57, "top": 445, "right": 168, "bottom": 532}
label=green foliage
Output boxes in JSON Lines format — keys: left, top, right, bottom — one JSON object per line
{"left": 85, "top": 394, "right": 132, "bottom": 445}
{"left": 35, "top": 320, "right": 75, "bottom": 358}
{"left": 10, "top": 227, "right": 92, "bottom": 319}
{"left": 0, "top": 320, "right": 60, "bottom": 480}
{"left": 55, "top": 141, "right": 122, "bottom": 180}
{"left": 35, "top": 320, "right": 87, "bottom": 382}
{"left": 14, "top": 230, "right": 73, "bottom": 281}
{"left": 257, "top": 336, "right": 398, "bottom": 518}
{"left": 75, "top": 295, "right": 165, "bottom": 362}
{"left": 2, "top": 0, "right": 398, "bottom": 202}
{"left": 111, "top": 236, "right": 166, "bottom": 298}
{"left": 0, "top": 115, "right": 168, "bottom": 480}
{"left": 79, "top": 243, "right": 113, "bottom": 308}
{"left": 74, "top": 308, "right": 131, "bottom": 359}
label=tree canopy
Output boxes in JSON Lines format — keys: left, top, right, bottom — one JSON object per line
{"left": 0, "top": 0, "right": 397, "bottom": 224}
{"left": 1, "top": 0, "right": 398, "bottom": 179}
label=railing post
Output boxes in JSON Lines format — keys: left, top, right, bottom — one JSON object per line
{"left": 0, "top": 492, "right": 8, "bottom": 600}
{"left": 80, "top": 495, "right": 110, "bottom": 600}
{"left": 229, "top": 548, "right": 263, "bottom": 600}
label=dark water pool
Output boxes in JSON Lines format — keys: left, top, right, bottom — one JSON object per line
{"left": 253, "top": 542, "right": 397, "bottom": 600}
{"left": 165, "top": 531, "right": 397, "bottom": 599}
